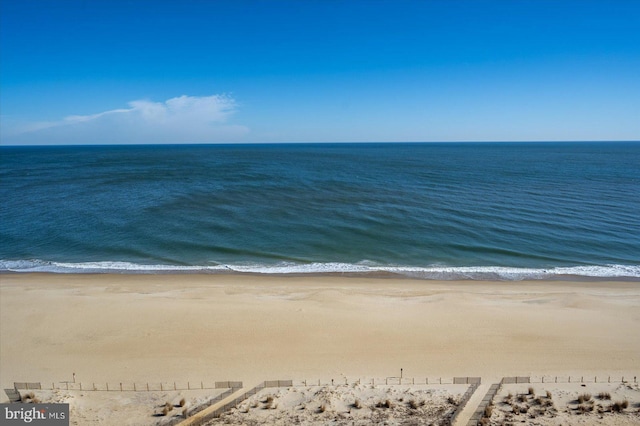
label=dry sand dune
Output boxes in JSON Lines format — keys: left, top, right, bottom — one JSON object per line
{"left": 206, "top": 383, "right": 462, "bottom": 426}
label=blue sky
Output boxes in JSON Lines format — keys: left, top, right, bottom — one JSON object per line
{"left": 1, "top": 0, "right": 639, "bottom": 144}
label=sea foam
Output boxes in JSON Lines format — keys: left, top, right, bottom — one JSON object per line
{"left": 2, "top": 259, "right": 638, "bottom": 280}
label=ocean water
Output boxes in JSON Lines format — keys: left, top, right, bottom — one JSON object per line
{"left": 1, "top": 142, "right": 639, "bottom": 280}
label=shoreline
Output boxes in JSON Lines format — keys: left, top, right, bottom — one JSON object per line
{"left": 2, "top": 273, "right": 639, "bottom": 395}
{"left": 1, "top": 270, "right": 639, "bottom": 282}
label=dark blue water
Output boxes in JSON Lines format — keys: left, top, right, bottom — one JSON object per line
{"left": 1, "top": 142, "right": 639, "bottom": 279}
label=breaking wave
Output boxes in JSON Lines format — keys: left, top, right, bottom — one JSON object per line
{"left": 1, "top": 259, "right": 638, "bottom": 280}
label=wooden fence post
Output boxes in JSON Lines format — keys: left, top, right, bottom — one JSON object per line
{"left": 106, "top": 383, "right": 109, "bottom": 391}
{"left": 120, "top": 383, "right": 122, "bottom": 392}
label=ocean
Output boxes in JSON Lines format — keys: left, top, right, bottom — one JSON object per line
{"left": 1, "top": 142, "right": 639, "bottom": 280}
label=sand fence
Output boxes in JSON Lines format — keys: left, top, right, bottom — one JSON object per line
{"left": 14, "top": 375, "right": 632, "bottom": 393}
{"left": 449, "top": 381, "right": 481, "bottom": 425}
{"left": 286, "top": 376, "right": 480, "bottom": 387}
{"left": 466, "top": 383, "right": 501, "bottom": 426}
{"left": 11, "top": 380, "right": 242, "bottom": 393}
{"left": 507, "top": 375, "right": 638, "bottom": 384}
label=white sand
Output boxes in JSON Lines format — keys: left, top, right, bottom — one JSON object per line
{"left": 1, "top": 273, "right": 639, "bottom": 425}
{"left": 15, "top": 388, "right": 225, "bottom": 426}
{"left": 488, "top": 381, "right": 640, "bottom": 425}
{"left": 209, "top": 383, "right": 463, "bottom": 425}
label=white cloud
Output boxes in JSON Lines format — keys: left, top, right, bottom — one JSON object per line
{"left": 3, "top": 94, "right": 249, "bottom": 144}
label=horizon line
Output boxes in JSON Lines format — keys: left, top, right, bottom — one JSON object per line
{"left": 2, "top": 140, "right": 639, "bottom": 148}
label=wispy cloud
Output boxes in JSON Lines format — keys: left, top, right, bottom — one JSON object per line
{"left": 3, "top": 94, "right": 249, "bottom": 144}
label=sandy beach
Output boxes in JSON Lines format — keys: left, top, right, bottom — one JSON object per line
{"left": 1, "top": 273, "right": 639, "bottom": 424}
